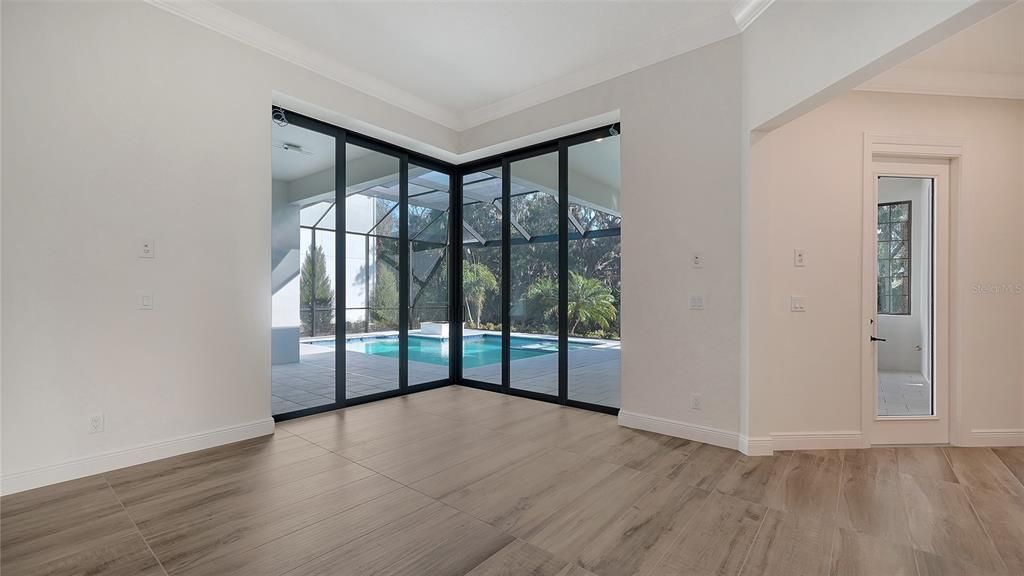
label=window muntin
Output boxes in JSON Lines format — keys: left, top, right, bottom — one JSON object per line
{"left": 877, "top": 201, "right": 911, "bottom": 315}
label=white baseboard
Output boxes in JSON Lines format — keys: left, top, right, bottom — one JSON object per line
{"left": 740, "top": 431, "right": 864, "bottom": 455}
{"left": 618, "top": 411, "right": 739, "bottom": 451}
{"left": 770, "top": 431, "right": 864, "bottom": 452}
{"left": 739, "top": 435, "right": 774, "bottom": 456}
{"left": 960, "top": 429, "right": 1024, "bottom": 447}
{"left": 1, "top": 418, "right": 276, "bottom": 495}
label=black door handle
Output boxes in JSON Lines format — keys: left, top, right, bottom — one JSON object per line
{"left": 870, "top": 336, "right": 887, "bottom": 342}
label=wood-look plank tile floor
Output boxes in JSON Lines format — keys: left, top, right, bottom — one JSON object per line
{"left": 3, "top": 385, "right": 1023, "bottom": 576}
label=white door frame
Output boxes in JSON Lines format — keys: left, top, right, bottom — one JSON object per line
{"left": 861, "top": 133, "right": 965, "bottom": 446}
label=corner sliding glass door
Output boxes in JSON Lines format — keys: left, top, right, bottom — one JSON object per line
{"left": 270, "top": 106, "right": 618, "bottom": 419}
{"left": 458, "top": 126, "right": 621, "bottom": 412}
{"left": 270, "top": 108, "right": 452, "bottom": 420}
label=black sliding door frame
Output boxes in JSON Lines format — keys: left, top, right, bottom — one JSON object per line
{"left": 457, "top": 126, "right": 619, "bottom": 415}
{"left": 273, "top": 106, "right": 619, "bottom": 421}
{"left": 273, "top": 110, "right": 453, "bottom": 422}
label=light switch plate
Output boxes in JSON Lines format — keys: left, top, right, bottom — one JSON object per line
{"left": 691, "top": 252, "right": 704, "bottom": 268}
{"left": 793, "top": 248, "right": 806, "bottom": 267}
{"left": 140, "top": 293, "right": 154, "bottom": 310}
{"left": 790, "top": 295, "right": 807, "bottom": 312}
{"left": 139, "top": 239, "right": 155, "bottom": 259}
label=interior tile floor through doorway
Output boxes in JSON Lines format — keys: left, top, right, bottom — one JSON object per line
{"left": 878, "top": 370, "right": 932, "bottom": 416}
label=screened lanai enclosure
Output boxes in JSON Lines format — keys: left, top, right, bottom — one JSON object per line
{"left": 270, "top": 108, "right": 621, "bottom": 419}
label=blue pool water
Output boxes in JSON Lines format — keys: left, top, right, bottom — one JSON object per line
{"left": 308, "top": 334, "right": 592, "bottom": 369}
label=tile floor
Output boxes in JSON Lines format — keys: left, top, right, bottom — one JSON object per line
{"left": 4, "top": 386, "right": 1023, "bottom": 576}
{"left": 878, "top": 371, "right": 932, "bottom": 416}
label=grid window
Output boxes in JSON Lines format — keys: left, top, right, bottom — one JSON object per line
{"left": 877, "top": 201, "right": 911, "bottom": 315}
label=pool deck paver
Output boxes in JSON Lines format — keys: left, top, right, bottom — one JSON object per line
{"left": 272, "top": 339, "right": 620, "bottom": 415}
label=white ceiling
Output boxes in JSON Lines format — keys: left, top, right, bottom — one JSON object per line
{"left": 155, "top": 0, "right": 764, "bottom": 130}
{"left": 859, "top": 2, "right": 1024, "bottom": 100}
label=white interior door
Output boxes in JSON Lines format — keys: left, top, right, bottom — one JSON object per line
{"left": 864, "top": 159, "right": 950, "bottom": 445}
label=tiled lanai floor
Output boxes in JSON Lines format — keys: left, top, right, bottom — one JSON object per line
{"left": 3, "top": 386, "right": 1023, "bottom": 576}
{"left": 273, "top": 346, "right": 621, "bottom": 414}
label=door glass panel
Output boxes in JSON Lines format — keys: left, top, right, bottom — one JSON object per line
{"left": 462, "top": 168, "right": 503, "bottom": 385}
{"left": 345, "top": 144, "right": 401, "bottom": 398}
{"left": 408, "top": 165, "right": 450, "bottom": 385}
{"left": 568, "top": 135, "right": 621, "bottom": 407}
{"left": 876, "top": 177, "right": 932, "bottom": 416}
{"left": 271, "top": 120, "right": 337, "bottom": 415}
{"left": 509, "top": 152, "right": 559, "bottom": 397}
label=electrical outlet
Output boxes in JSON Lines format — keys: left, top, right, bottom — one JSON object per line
{"left": 793, "top": 248, "right": 806, "bottom": 267}
{"left": 139, "top": 239, "right": 155, "bottom": 259}
{"left": 690, "top": 393, "right": 703, "bottom": 411}
{"left": 89, "top": 413, "right": 104, "bottom": 434}
{"left": 691, "top": 252, "right": 704, "bottom": 268}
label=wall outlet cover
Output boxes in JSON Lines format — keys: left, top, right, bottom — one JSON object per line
{"left": 690, "top": 393, "right": 703, "bottom": 411}
{"left": 139, "top": 239, "right": 155, "bottom": 259}
{"left": 790, "top": 295, "right": 807, "bottom": 312}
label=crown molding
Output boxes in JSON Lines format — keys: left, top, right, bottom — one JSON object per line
{"left": 144, "top": 0, "right": 462, "bottom": 129}
{"left": 459, "top": 11, "right": 741, "bottom": 129}
{"left": 858, "top": 66, "right": 1024, "bottom": 100}
{"left": 147, "top": 0, "right": 762, "bottom": 132}
{"left": 731, "top": 0, "right": 776, "bottom": 31}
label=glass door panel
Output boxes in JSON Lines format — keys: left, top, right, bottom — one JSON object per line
{"left": 344, "top": 143, "right": 401, "bottom": 399}
{"left": 408, "top": 165, "right": 451, "bottom": 385}
{"left": 508, "top": 152, "right": 560, "bottom": 397}
{"left": 567, "top": 135, "right": 622, "bottom": 408}
{"left": 461, "top": 168, "right": 503, "bottom": 385}
{"left": 270, "top": 119, "right": 337, "bottom": 416}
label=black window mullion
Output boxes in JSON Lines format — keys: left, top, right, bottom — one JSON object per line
{"left": 558, "top": 143, "right": 569, "bottom": 404}
{"left": 451, "top": 171, "right": 462, "bottom": 384}
{"left": 336, "top": 128, "right": 347, "bottom": 406}
{"left": 501, "top": 158, "right": 511, "bottom": 392}
{"left": 399, "top": 156, "right": 410, "bottom": 390}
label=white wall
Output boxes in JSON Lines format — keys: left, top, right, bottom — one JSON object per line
{"left": 0, "top": 0, "right": 455, "bottom": 493}
{"left": 877, "top": 177, "right": 931, "bottom": 375}
{"left": 462, "top": 39, "right": 744, "bottom": 440}
{"left": 748, "top": 91, "right": 1024, "bottom": 447}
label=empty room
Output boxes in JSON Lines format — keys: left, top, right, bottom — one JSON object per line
{"left": 1, "top": 1, "right": 1022, "bottom": 575}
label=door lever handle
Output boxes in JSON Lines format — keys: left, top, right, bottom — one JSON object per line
{"left": 870, "top": 336, "right": 887, "bottom": 342}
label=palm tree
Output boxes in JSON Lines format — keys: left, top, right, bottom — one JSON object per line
{"left": 463, "top": 261, "right": 498, "bottom": 328}
{"left": 526, "top": 272, "right": 617, "bottom": 335}
{"left": 568, "top": 272, "right": 617, "bottom": 335}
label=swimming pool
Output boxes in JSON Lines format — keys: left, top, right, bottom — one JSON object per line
{"left": 308, "top": 334, "right": 593, "bottom": 369}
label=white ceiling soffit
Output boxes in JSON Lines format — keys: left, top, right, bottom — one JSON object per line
{"left": 146, "top": 1, "right": 772, "bottom": 131}
{"left": 858, "top": 1, "right": 1024, "bottom": 100}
